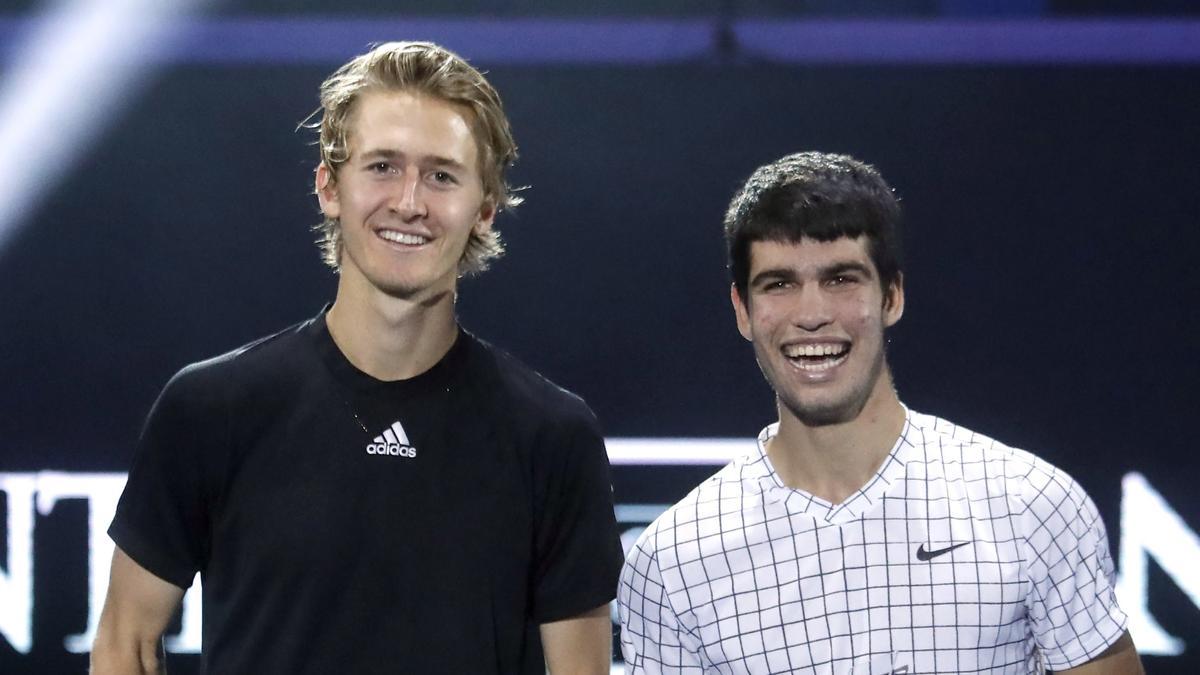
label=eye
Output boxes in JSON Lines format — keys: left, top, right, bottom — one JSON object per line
{"left": 367, "top": 162, "right": 393, "bottom": 175}
{"left": 430, "top": 170, "right": 459, "bottom": 185}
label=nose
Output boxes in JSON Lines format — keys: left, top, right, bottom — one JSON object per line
{"left": 791, "top": 283, "right": 833, "bottom": 331}
{"left": 390, "top": 168, "right": 427, "bottom": 220}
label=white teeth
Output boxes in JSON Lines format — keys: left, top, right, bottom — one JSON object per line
{"left": 782, "top": 343, "right": 847, "bottom": 358}
{"left": 793, "top": 354, "right": 847, "bottom": 372}
{"left": 377, "top": 230, "right": 428, "bottom": 245}
{"left": 782, "top": 343, "right": 850, "bottom": 372}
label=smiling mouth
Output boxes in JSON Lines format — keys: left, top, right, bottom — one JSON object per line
{"left": 782, "top": 343, "right": 850, "bottom": 372}
{"left": 376, "top": 229, "right": 429, "bottom": 246}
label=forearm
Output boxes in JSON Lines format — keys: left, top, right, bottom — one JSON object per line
{"left": 90, "top": 548, "right": 184, "bottom": 675}
{"left": 90, "top": 629, "right": 166, "bottom": 675}
{"left": 541, "top": 604, "right": 613, "bottom": 675}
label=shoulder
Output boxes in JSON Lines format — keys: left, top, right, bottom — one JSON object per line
{"left": 630, "top": 457, "right": 756, "bottom": 572}
{"left": 155, "top": 318, "right": 316, "bottom": 412}
{"left": 905, "top": 410, "right": 1095, "bottom": 522}
{"left": 463, "top": 333, "right": 598, "bottom": 430}
{"left": 169, "top": 318, "right": 316, "bottom": 390}
{"left": 904, "top": 410, "right": 1025, "bottom": 464}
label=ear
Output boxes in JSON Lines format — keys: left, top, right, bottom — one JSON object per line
{"left": 731, "top": 283, "right": 753, "bottom": 341}
{"left": 883, "top": 272, "right": 905, "bottom": 328}
{"left": 315, "top": 163, "right": 339, "bottom": 219}
{"left": 474, "top": 197, "right": 497, "bottom": 236}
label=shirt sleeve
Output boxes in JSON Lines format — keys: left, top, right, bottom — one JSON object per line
{"left": 108, "top": 365, "right": 224, "bottom": 589}
{"left": 618, "top": 532, "right": 706, "bottom": 674}
{"left": 530, "top": 408, "right": 625, "bottom": 623}
{"left": 1018, "top": 465, "right": 1128, "bottom": 670}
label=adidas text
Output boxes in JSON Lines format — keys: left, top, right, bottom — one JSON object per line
{"left": 366, "top": 442, "right": 417, "bottom": 458}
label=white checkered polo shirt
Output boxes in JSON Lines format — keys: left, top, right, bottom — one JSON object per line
{"left": 618, "top": 410, "right": 1127, "bottom": 674}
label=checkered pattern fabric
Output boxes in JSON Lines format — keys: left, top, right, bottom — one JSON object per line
{"left": 618, "top": 410, "right": 1127, "bottom": 674}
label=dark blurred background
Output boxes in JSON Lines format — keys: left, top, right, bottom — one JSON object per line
{"left": 0, "top": 0, "right": 1198, "bottom": 672}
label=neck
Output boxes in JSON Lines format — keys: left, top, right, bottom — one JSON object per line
{"left": 325, "top": 269, "right": 459, "bottom": 381}
{"left": 766, "top": 372, "right": 906, "bottom": 505}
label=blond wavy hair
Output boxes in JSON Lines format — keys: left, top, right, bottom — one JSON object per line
{"left": 308, "top": 41, "right": 521, "bottom": 275}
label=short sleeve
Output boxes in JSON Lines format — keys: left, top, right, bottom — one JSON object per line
{"left": 530, "top": 410, "right": 625, "bottom": 622}
{"left": 108, "top": 365, "right": 224, "bottom": 589}
{"left": 1019, "top": 468, "right": 1128, "bottom": 670}
{"left": 618, "top": 533, "right": 706, "bottom": 673}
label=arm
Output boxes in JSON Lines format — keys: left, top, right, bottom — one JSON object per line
{"left": 1016, "top": 463, "right": 1134, "bottom": 672}
{"left": 529, "top": 410, "right": 625, "bottom": 671}
{"left": 618, "top": 537, "right": 706, "bottom": 674}
{"left": 541, "top": 603, "right": 613, "bottom": 675}
{"left": 90, "top": 547, "right": 186, "bottom": 675}
{"left": 1054, "top": 632, "right": 1143, "bottom": 674}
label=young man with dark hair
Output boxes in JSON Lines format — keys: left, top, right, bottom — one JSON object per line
{"left": 618, "top": 151, "right": 1142, "bottom": 673}
{"left": 91, "top": 41, "right": 623, "bottom": 674}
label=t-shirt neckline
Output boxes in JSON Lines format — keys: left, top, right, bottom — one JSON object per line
{"left": 753, "top": 407, "right": 914, "bottom": 524}
{"left": 305, "top": 305, "right": 470, "bottom": 396}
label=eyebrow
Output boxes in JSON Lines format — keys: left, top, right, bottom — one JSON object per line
{"left": 823, "top": 261, "right": 876, "bottom": 279}
{"left": 749, "top": 267, "right": 797, "bottom": 288}
{"left": 358, "top": 148, "right": 469, "bottom": 171}
{"left": 748, "top": 260, "right": 876, "bottom": 287}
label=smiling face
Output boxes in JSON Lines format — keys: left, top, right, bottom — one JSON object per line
{"left": 732, "top": 236, "right": 904, "bottom": 427}
{"left": 316, "top": 89, "right": 495, "bottom": 300}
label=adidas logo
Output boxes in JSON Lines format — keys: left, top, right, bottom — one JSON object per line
{"left": 365, "top": 420, "right": 417, "bottom": 458}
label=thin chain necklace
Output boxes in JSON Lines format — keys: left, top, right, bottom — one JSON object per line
{"left": 341, "top": 397, "right": 370, "bottom": 434}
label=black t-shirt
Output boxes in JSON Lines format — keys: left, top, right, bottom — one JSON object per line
{"left": 110, "top": 311, "right": 624, "bottom": 674}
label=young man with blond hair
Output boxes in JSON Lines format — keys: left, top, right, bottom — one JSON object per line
{"left": 618, "top": 152, "right": 1142, "bottom": 673}
{"left": 92, "top": 41, "right": 623, "bottom": 674}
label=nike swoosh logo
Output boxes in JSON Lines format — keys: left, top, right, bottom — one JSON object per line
{"left": 915, "top": 541, "right": 970, "bottom": 561}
